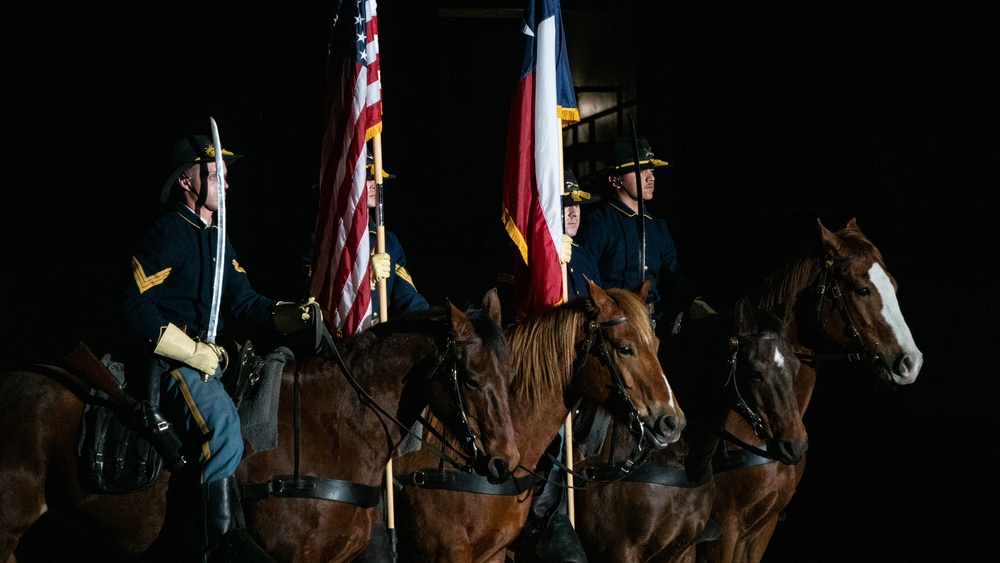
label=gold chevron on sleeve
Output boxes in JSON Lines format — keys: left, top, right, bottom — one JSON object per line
{"left": 131, "top": 257, "right": 171, "bottom": 294}
{"left": 232, "top": 259, "right": 246, "bottom": 274}
{"left": 396, "top": 264, "right": 417, "bottom": 288}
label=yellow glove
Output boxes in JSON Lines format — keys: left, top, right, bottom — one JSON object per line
{"left": 688, "top": 298, "right": 717, "bottom": 321}
{"left": 560, "top": 234, "right": 573, "bottom": 265}
{"left": 370, "top": 252, "right": 391, "bottom": 290}
{"left": 273, "top": 297, "right": 319, "bottom": 335}
{"left": 153, "top": 323, "right": 226, "bottom": 377}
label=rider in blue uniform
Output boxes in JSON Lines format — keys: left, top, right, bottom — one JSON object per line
{"left": 575, "top": 136, "right": 714, "bottom": 335}
{"left": 364, "top": 157, "right": 429, "bottom": 326}
{"left": 122, "top": 134, "right": 311, "bottom": 562}
{"left": 561, "top": 168, "right": 602, "bottom": 300}
{"left": 300, "top": 154, "right": 428, "bottom": 331}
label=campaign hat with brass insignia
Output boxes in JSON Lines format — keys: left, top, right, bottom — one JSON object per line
{"left": 562, "top": 168, "right": 600, "bottom": 206}
{"left": 161, "top": 134, "right": 242, "bottom": 203}
{"left": 365, "top": 153, "right": 396, "bottom": 179}
{"left": 605, "top": 136, "right": 670, "bottom": 173}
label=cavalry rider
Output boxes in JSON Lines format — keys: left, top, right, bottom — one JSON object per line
{"left": 301, "top": 152, "right": 429, "bottom": 329}
{"left": 121, "top": 133, "right": 313, "bottom": 561}
{"left": 363, "top": 154, "right": 429, "bottom": 326}
{"left": 561, "top": 167, "right": 602, "bottom": 299}
{"left": 575, "top": 136, "right": 715, "bottom": 336}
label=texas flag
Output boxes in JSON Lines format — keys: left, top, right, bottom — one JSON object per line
{"left": 502, "top": 0, "right": 579, "bottom": 320}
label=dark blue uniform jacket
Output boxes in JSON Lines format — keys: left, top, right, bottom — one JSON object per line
{"left": 122, "top": 203, "right": 276, "bottom": 346}
{"left": 566, "top": 241, "right": 601, "bottom": 299}
{"left": 369, "top": 219, "right": 429, "bottom": 324}
{"left": 575, "top": 196, "right": 697, "bottom": 326}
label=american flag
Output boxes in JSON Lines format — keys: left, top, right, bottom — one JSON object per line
{"left": 502, "top": 0, "right": 579, "bottom": 320}
{"left": 311, "top": 0, "right": 383, "bottom": 334}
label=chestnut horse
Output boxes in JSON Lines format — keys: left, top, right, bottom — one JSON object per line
{"left": 391, "top": 280, "right": 685, "bottom": 563}
{"left": 697, "top": 218, "right": 923, "bottom": 563}
{"left": 0, "top": 294, "right": 519, "bottom": 563}
{"left": 572, "top": 296, "right": 807, "bottom": 562}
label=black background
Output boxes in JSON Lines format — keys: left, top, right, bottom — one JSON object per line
{"left": 3, "top": 1, "right": 997, "bottom": 561}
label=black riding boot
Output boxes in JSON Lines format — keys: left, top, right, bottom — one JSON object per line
{"left": 510, "top": 437, "right": 588, "bottom": 563}
{"left": 201, "top": 476, "right": 276, "bottom": 563}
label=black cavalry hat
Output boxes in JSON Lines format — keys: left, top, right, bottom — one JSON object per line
{"left": 605, "top": 136, "right": 670, "bottom": 174}
{"left": 562, "top": 168, "right": 600, "bottom": 206}
{"left": 365, "top": 152, "right": 395, "bottom": 179}
{"left": 161, "top": 134, "right": 242, "bottom": 203}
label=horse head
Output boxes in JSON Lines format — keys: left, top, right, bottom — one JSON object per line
{"left": 424, "top": 290, "right": 519, "bottom": 483}
{"left": 728, "top": 296, "right": 808, "bottom": 464}
{"left": 809, "top": 218, "right": 923, "bottom": 385}
{"left": 575, "top": 278, "right": 685, "bottom": 449}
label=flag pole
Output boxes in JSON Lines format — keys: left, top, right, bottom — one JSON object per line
{"left": 372, "top": 134, "right": 397, "bottom": 555}
{"left": 558, "top": 134, "right": 576, "bottom": 529}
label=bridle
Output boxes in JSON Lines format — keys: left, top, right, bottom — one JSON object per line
{"left": 715, "top": 333, "right": 790, "bottom": 462}
{"left": 415, "top": 337, "right": 484, "bottom": 467}
{"left": 241, "top": 326, "right": 493, "bottom": 506}
{"left": 798, "top": 258, "right": 882, "bottom": 367}
{"left": 552, "top": 313, "right": 662, "bottom": 485}
{"left": 319, "top": 323, "right": 492, "bottom": 471}
{"left": 574, "top": 316, "right": 651, "bottom": 450}
{"left": 724, "top": 335, "right": 769, "bottom": 441}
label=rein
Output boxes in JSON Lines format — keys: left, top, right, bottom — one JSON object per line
{"left": 724, "top": 335, "right": 767, "bottom": 442}
{"left": 242, "top": 322, "right": 489, "bottom": 507}
{"left": 534, "top": 314, "right": 660, "bottom": 490}
{"left": 798, "top": 259, "right": 882, "bottom": 366}
{"left": 399, "top": 312, "right": 654, "bottom": 496}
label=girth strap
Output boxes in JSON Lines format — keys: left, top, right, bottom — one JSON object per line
{"left": 395, "top": 469, "right": 535, "bottom": 496}
{"left": 711, "top": 447, "right": 775, "bottom": 473}
{"left": 584, "top": 463, "right": 711, "bottom": 488}
{"left": 241, "top": 475, "right": 381, "bottom": 508}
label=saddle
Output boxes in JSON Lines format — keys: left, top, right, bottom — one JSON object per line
{"left": 76, "top": 342, "right": 290, "bottom": 494}
{"left": 76, "top": 355, "right": 164, "bottom": 493}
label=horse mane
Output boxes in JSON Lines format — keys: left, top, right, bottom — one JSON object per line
{"left": 507, "top": 287, "right": 654, "bottom": 406}
{"left": 462, "top": 306, "right": 510, "bottom": 370}
{"left": 368, "top": 305, "right": 453, "bottom": 339}
{"left": 364, "top": 303, "right": 509, "bottom": 373}
{"left": 753, "top": 223, "right": 886, "bottom": 316}
{"left": 602, "top": 287, "right": 658, "bottom": 351}
{"left": 506, "top": 302, "right": 583, "bottom": 406}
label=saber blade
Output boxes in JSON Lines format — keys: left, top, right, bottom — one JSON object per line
{"left": 206, "top": 117, "right": 227, "bottom": 344}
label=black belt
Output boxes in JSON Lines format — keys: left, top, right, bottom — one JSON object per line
{"left": 396, "top": 469, "right": 536, "bottom": 496}
{"left": 241, "top": 475, "right": 381, "bottom": 508}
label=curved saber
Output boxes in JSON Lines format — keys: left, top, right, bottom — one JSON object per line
{"left": 627, "top": 115, "right": 646, "bottom": 280}
{"left": 206, "top": 117, "right": 227, "bottom": 344}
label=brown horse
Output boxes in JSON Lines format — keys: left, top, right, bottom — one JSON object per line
{"left": 391, "top": 279, "right": 685, "bottom": 563}
{"left": 0, "top": 293, "right": 519, "bottom": 563}
{"left": 697, "top": 218, "right": 924, "bottom": 563}
{"left": 571, "top": 296, "right": 807, "bottom": 563}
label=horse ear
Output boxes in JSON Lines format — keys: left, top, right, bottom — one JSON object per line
{"left": 843, "top": 217, "right": 866, "bottom": 238}
{"left": 445, "top": 298, "right": 469, "bottom": 334}
{"left": 634, "top": 277, "right": 653, "bottom": 303}
{"left": 734, "top": 295, "right": 755, "bottom": 334}
{"left": 482, "top": 288, "right": 502, "bottom": 326}
{"left": 587, "top": 278, "right": 613, "bottom": 313}
{"left": 818, "top": 218, "right": 846, "bottom": 257}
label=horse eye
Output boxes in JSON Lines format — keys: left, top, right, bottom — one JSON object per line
{"left": 855, "top": 287, "right": 872, "bottom": 296}
{"left": 750, "top": 370, "right": 765, "bottom": 382}
{"left": 462, "top": 376, "right": 482, "bottom": 390}
{"left": 616, "top": 345, "right": 635, "bottom": 357}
